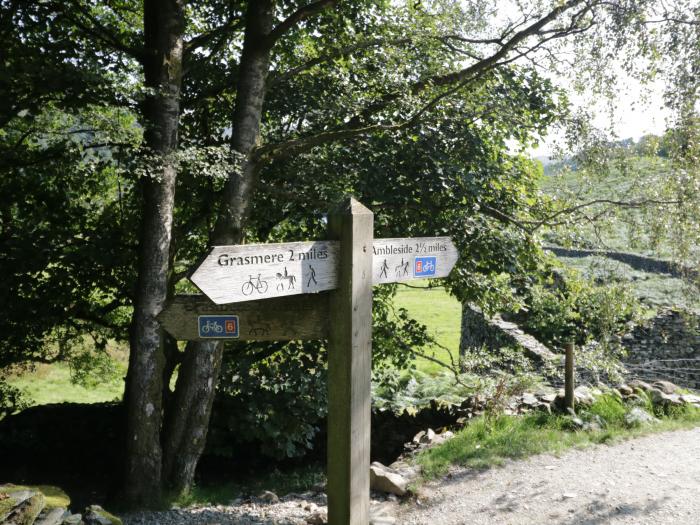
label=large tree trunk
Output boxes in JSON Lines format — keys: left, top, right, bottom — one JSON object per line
{"left": 162, "top": 340, "right": 223, "bottom": 493}
{"left": 159, "top": 0, "right": 275, "bottom": 495}
{"left": 124, "top": 0, "right": 185, "bottom": 508}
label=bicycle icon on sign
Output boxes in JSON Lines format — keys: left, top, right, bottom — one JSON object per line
{"left": 422, "top": 260, "right": 435, "bottom": 272}
{"left": 241, "top": 274, "right": 268, "bottom": 296}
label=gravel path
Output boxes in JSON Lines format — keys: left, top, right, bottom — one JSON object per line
{"left": 396, "top": 427, "right": 700, "bottom": 525}
{"left": 123, "top": 427, "right": 700, "bottom": 524}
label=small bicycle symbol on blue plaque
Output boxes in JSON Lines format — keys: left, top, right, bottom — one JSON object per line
{"left": 414, "top": 256, "right": 436, "bottom": 277}
{"left": 198, "top": 315, "right": 239, "bottom": 338}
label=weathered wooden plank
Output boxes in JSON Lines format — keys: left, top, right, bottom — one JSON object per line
{"left": 157, "top": 294, "right": 329, "bottom": 341}
{"left": 371, "top": 236, "right": 459, "bottom": 284}
{"left": 189, "top": 240, "right": 339, "bottom": 304}
{"left": 327, "top": 197, "right": 373, "bottom": 525}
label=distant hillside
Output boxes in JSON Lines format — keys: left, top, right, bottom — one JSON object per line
{"left": 538, "top": 154, "right": 699, "bottom": 311}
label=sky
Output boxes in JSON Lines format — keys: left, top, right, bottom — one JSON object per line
{"left": 532, "top": 62, "right": 671, "bottom": 157}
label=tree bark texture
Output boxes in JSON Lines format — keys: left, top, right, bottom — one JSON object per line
{"left": 162, "top": 340, "right": 223, "bottom": 493}
{"left": 124, "top": 0, "right": 185, "bottom": 508}
{"left": 213, "top": 0, "right": 275, "bottom": 245}
{"left": 159, "top": 0, "right": 276, "bottom": 496}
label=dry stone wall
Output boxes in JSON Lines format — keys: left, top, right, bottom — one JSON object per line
{"left": 459, "top": 304, "right": 556, "bottom": 366}
{"left": 621, "top": 308, "right": 700, "bottom": 390}
{"left": 459, "top": 304, "right": 700, "bottom": 391}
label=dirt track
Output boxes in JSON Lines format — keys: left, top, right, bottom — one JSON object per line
{"left": 395, "top": 427, "right": 700, "bottom": 524}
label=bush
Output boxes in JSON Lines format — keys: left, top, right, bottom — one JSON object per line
{"left": 0, "top": 376, "right": 28, "bottom": 419}
{"left": 517, "top": 265, "right": 640, "bottom": 349}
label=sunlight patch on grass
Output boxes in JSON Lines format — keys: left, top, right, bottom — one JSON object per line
{"left": 7, "top": 363, "right": 124, "bottom": 406}
{"left": 394, "top": 281, "right": 461, "bottom": 375}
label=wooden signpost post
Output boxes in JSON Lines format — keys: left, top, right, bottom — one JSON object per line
{"left": 158, "top": 198, "right": 458, "bottom": 525}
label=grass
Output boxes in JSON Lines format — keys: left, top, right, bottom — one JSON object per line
{"left": 7, "top": 361, "right": 125, "bottom": 407}
{"left": 416, "top": 393, "right": 700, "bottom": 480}
{"left": 393, "top": 281, "right": 461, "bottom": 375}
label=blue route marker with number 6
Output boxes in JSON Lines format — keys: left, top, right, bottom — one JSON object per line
{"left": 198, "top": 315, "right": 239, "bottom": 338}
{"left": 414, "top": 256, "right": 437, "bottom": 277}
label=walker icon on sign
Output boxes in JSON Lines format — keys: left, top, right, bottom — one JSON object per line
{"left": 198, "top": 315, "right": 239, "bottom": 338}
{"left": 414, "top": 256, "right": 436, "bottom": 277}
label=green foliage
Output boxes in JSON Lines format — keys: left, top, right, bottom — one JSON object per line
{"left": 0, "top": 377, "right": 28, "bottom": 419}
{"left": 517, "top": 265, "right": 640, "bottom": 349}
{"left": 212, "top": 341, "right": 328, "bottom": 460}
{"left": 587, "top": 393, "right": 627, "bottom": 426}
{"left": 372, "top": 368, "right": 541, "bottom": 415}
{"left": 417, "top": 395, "right": 700, "bottom": 480}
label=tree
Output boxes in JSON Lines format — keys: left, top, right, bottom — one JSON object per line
{"left": 3, "top": 0, "right": 658, "bottom": 506}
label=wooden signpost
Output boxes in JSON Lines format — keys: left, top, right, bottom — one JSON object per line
{"left": 158, "top": 198, "right": 458, "bottom": 525}
{"left": 189, "top": 240, "right": 339, "bottom": 304}
{"left": 372, "top": 236, "right": 457, "bottom": 284}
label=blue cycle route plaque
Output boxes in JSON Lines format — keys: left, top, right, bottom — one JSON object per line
{"left": 414, "top": 256, "right": 437, "bottom": 277}
{"left": 198, "top": 315, "right": 239, "bottom": 338}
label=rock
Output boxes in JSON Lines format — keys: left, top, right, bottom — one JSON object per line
{"left": 680, "top": 394, "right": 700, "bottom": 405}
{"left": 650, "top": 389, "right": 683, "bottom": 407}
{"left": 538, "top": 393, "right": 557, "bottom": 403}
{"left": 419, "top": 428, "right": 436, "bottom": 444}
{"left": 624, "top": 393, "right": 646, "bottom": 406}
{"left": 306, "top": 509, "right": 327, "bottom": 524}
{"left": 521, "top": 393, "right": 538, "bottom": 406}
{"left": 2, "top": 490, "right": 45, "bottom": 525}
{"left": 83, "top": 505, "right": 122, "bottom": 525}
{"left": 570, "top": 417, "right": 584, "bottom": 430}
{"left": 574, "top": 386, "right": 595, "bottom": 406}
{"left": 617, "top": 385, "right": 633, "bottom": 396}
{"left": 258, "top": 490, "right": 280, "bottom": 504}
{"left": 625, "top": 407, "right": 657, "bottom": 426}
{"left": 62, "top": 513, "right": 83, "bottom": 525}
{"left": 628, "top": 380, "right": 654, "bottom": 393}
{"left": 369, "top": 514, "right": 396, "bottom": 524}
{"left": 582, "top": 415, "right": 605, "bottom": 432}
{"left": 35, "top": 508, "right": 68, "bottom": 525}
{"left": 304, "top": 502, "right": 317, "bottom": 512}
{"left": 412, "top": 430, "right": 425, "bottom": 444}
{"left": 652, "top": 380, "right": 679, "bottom": 394}
{"left": 387, "top": 461, "right": 420, "bottom": 483}
{"left": 536, "top": 402, "right": 552, "bottom": 414}
{"left": 370, "top": 462, "right": 408, "bottom": 496}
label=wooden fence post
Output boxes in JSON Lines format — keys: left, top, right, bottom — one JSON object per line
{"left": 327, "top": 197, "right": 373, "bottom": 525}
{"left": 564, "top": 341, "right": 575, "bottom": 411}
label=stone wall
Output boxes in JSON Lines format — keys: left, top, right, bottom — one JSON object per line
{"left": 621, "top": 309, "right": 700, "bottom": 390}
{"left": 459, "top": 303, "right": 700, "bottom": 391}
{"left": 545, "top": 245, "right": 696, "bottom": 279}
{"left": 459, "top": 304, "right": 556, "bottom": 366}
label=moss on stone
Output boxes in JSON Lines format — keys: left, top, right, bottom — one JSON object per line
{"left": 96, "top": 507, "right": 124, "bottom": 525}
{"left": 0, "top": 490, "right": 45, "bottom": 525}
{"left": 31, "top": 484, "right": 70, "bottom": 509}
{"left": 0, "top": 483, "right": 70, "bottom": 521}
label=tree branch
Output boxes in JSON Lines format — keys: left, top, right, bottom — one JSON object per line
{"left": 258, "top": 0, "right": 593, "bottom": 160}
{"left": 62, "top": 0, "right": 145, "bottom": 61}
{"left": 267, "top": 0, "right": 337, "bottom": 46}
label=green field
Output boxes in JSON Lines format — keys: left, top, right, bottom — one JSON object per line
{"left": 393, "top": 281, "right": 462, "bottom": 374}
{"left": 7, "top": 362, "right": 124, "bottom": 406}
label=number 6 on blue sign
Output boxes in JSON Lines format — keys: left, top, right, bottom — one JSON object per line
{"left": 198, "top": 315, "right": 239, "bottom": 338}
{"left": 414, "top": 256, "right": 437, "bottom": 277}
